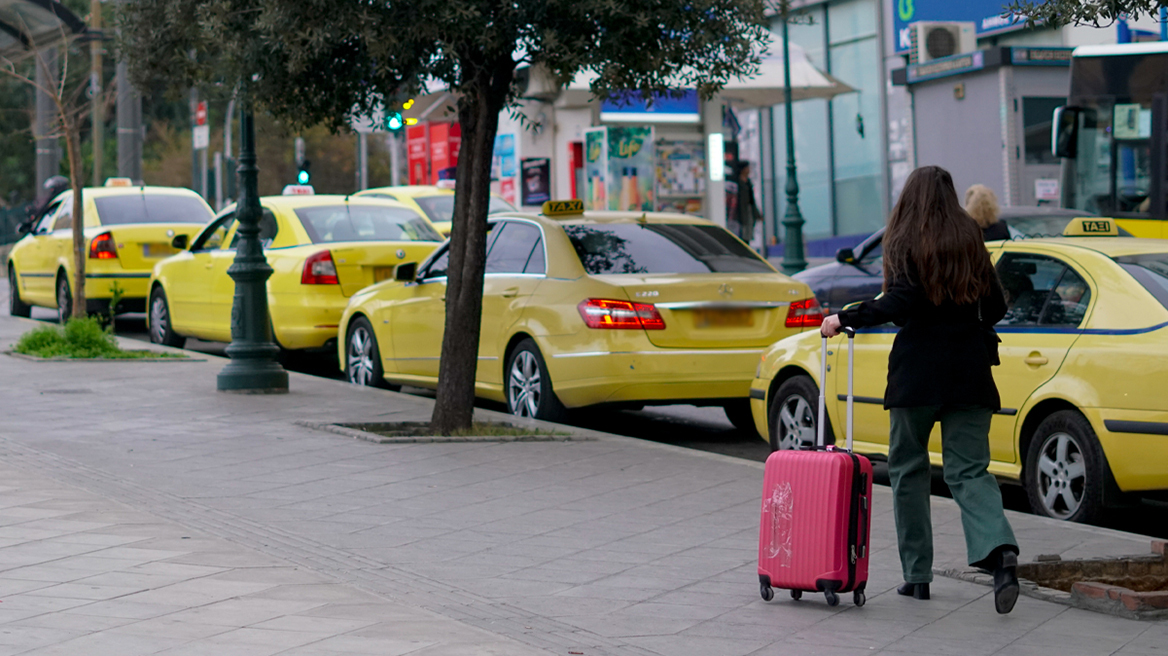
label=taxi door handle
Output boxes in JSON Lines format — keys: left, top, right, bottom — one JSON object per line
{"left": 500, "top": 287, "right": 520, "bottom": 298}
{"left": 1024, "top": 353, "right": 1049, "bottom": 366}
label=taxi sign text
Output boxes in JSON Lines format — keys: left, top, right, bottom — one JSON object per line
{"left": 1063, "top": 217, "right": 1117, "bottom": 236}
{"left": 542, "top": 199, "right": 585, "bottom": 216}
{"left": 282, "top": 185, "right": 315, "bottom": 196}
{"left": 1081, "top": 220, "right": 1113, "bottom": 233}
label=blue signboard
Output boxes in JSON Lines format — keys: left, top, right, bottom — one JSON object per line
{"left": 600, "top": 90, "right": 700, "bottom": 124}
{"left": 892, "top": 0, "right": 1025, "bottom": 53}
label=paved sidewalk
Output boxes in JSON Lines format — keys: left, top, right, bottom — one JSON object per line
{"left": 0, "top": 313, "right": 1165, "bottom": 655}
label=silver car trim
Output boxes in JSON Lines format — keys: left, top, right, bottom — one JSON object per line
{"left": 552, "top": 348, "right": 765, "bottom": 359}
{"left": 655, "top": 301, "right": 790, "bottom": 310}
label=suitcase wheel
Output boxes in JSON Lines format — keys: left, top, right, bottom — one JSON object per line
{"left": 853, "top": 590, "right": 866, "bottom": 607}
{"left": 824, "top": 590, "right": 840, "bottom": 607}
{"left": 789, "top": 589, "right": 802, "bottom": 601}
{"left": 759, "top": 584, "right": 774, "bottom": 601}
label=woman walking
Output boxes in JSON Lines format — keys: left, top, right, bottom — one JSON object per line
{"left": 820, "top": 166, "right": 1020, "bottom": 614}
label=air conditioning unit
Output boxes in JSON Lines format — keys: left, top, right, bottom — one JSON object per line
{"left": 909, "top": 22, "right": 977, "bottom": 64}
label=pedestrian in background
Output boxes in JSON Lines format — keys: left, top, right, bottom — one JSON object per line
{"left": 820, "top": 165, "right": 1021, "bottom": 614}
{"left": 727, "top": 162, "right": 761, "bottom": 246}
{"left": 965, "top": 184, "right": 1010, "bottom": 241}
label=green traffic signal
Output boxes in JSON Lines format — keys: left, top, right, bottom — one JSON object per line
{"left": 386, "top": 112, "right": 404, "bottom": 131}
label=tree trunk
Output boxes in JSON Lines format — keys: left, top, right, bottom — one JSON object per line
{"left": 64, "top": 119, "right": 86, "bottom": 320}
{"left": 429, "top": 57, "right": 514, "bottom": 435}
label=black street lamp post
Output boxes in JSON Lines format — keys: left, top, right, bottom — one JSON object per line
{"left": 216, "top": 106, "right": 289, "bottom": 393}
{"left": 779, "top": 6, "right": 807, "bottom": 275}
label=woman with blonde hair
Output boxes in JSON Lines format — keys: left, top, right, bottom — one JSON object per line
{"left": 965, "top": 184, "right": 1010, "bottom": 241}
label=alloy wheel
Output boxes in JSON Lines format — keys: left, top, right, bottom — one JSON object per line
{"left": 1035, "top": 432, "right": 1086, "bottom": 519}
{"left": 150, "top": 296, "right": 169, "bottom": 344}
{"left": 777, "top": 394, "right": 816, "bottom": 450}
{"left": 508, "top": 350, "right": 541, "bottom": 418}
{"left": 347, "top": 326, "right": 375, "bottom": 386}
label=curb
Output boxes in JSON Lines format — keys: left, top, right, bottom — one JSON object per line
{"left": 5, "top": 350, "right": 203, "bottom": 363}
{"left": 294, "top": 419, "right": 595, "bottom": 445}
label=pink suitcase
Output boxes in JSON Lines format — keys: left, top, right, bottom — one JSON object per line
{"left": 758, "top": 328, "right": 874, "bottom": 607}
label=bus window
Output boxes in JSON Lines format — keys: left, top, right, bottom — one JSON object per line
{"left": 1069, "top": 102, "right": 1152, "bottom": 217}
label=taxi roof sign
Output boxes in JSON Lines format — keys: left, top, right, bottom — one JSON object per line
{"left": 282, "top": 184, "right": 315, "bottom": 196}
{"left": 542, "top": 199, "right": 585, "bottom": 217}
{"left": 104, "top": 177, "right": 133, "bottom": 187}
{"left": 1063, "top": 217, "right": 1118, "bottom": 237}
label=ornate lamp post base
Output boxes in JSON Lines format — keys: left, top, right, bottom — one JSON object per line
{"left": 216, "top": 104, "right": 288, "bottom": 394}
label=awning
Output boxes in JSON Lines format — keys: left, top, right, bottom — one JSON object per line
{"left": 0, "top": 0, "right": 87, "bottom": 59}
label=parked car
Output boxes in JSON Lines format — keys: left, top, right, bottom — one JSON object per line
{"left": 751, "top": 217, "right": 1168, "bottom": 524}
{"left": 7, "top": 181, "right": 214, "bottom": 322}
{"left": 147, "top": 194, "right": 443, "bottom": 351}
{"left": 340, "top": 201, "right": 824, "bottom": 429}
{"left": 354, "top": 185, "right": 518, "bottom": 237}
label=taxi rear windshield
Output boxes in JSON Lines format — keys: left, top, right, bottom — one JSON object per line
{"left": 414, "top": 195, "right": 517, "bottom": 223}
{"left": 563, "top": 224, "right": 773, "bottom": 275}
{"left": 94, "top": 194, "right": 213, "bottom": 226}
{"left": 1115, "top": 254, "right": 1168, "bottom": 310}
{"left": 295, "top": 205, "right": 442, "bottom": 243}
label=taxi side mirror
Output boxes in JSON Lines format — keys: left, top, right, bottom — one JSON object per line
{"left": 16, "top": 220, "right": 34, "bottom": 236}
{"left": 836, "top": 247, "right": 856, "bottom": 264}
{"left": 171, "top": 234, "right": 189, "bottom": 250}
{"left": 394, "top": 262, "right": 417, "bottom": 282}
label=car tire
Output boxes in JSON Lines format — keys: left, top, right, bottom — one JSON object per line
{"left": 148, "top": 287, "right": 185, "bottom": 348}
{"left": 1024, "top": 410, "right": 1106, "bottom": 524}
{"left": 723, "top": 399, "right": 759, "bottom": 437}
{"left": 345, "top": 317, "right": 399, "bottom": 390}
{"left": 505, "top": 338, "right": 567, "bottom": 422}
{"left": 8, "top": 266, "right": 31, "bottom": 318}
{"left": 768, "top": 375, "right": 832, "bottom": 451}
{"left": 56, "top": 273, "right": 72, "bottom": 324}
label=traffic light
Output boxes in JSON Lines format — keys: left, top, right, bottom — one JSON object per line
{"left": 297, "top": 160, "right": 311, "bottom": 185}
{"left": 385, "top": 111, "right": 404, "bottom": 131}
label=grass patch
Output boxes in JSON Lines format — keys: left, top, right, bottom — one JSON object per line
{"left": 13, "top": 318, "right": 186, "bottom": 360}
{"left": 339, "top": 421, "right": 571, "bottom": 438}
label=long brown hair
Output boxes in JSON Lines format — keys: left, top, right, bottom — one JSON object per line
{"left": 884, "top": 166, "right": 995, "bottom": 305}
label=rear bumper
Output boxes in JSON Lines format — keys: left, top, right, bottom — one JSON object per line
{"left": 269, "top": 289, "right": 348, "bottom": 351}
{"left": 1089, "top": 407, "right": 1168, "bottom": 492}
{"left": 83, "top": 272, "right": 152, "bottom": 300}
{"left": 543, "top": 342, "right": 763, "bottom": 407}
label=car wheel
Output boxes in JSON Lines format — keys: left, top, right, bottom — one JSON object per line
{"left": 768, "top": 375, "right": 830, "bottom": 451}
{"left": 723, "top": 399, "right": 759, "bottom": 437}
{"left": 345, "top": 317, "right": 398, "bottom": 390}
{"left": 56, "top": 273, "right": 72, "bottom": 324}
{"left": 506, "top": 338, "right": 567, "bottom": 422}
{"left": 1024, "top": 410, "right": 1106, "bottom": 524}
{"left": 8, "top": 266, "right": 31, "bottom": 318}
{"left": 148, "top": 287, "right": 185, "bottom": 348}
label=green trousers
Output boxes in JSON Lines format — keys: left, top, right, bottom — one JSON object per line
{"left": 888, "top": 405, "right": 1018, "bottom": 583}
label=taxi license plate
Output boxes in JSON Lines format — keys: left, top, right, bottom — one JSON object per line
{"left": 693, "top": 308, "right": 754, "bottom": 328}
{"left": 373, "top": 267, "right": 395, "bottom": 282}
{"left": 142, "top": 243, "right": 174, "bottom": 258}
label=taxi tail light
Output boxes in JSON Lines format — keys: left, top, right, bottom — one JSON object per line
{"left": 786, "top": 297, "right": 824, "bottom": 328}
{"left": 577, "top": 298, "right": 665, "bottom": 330}
{"left": 301, "top": 250, "right": 339, "bottom": 285}
{"left": 88, "top": 232, "right": 117, "bottom": 259}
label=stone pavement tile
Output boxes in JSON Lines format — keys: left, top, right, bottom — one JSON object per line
{"left": 299, "top": 602, "right": 436, "bottom": 623}
{"left": 113, "top": 578, "right": 276, "bottom": 607}
{"left": 627, "top": 633, "right": 771, "bottom": 656}
{"left": 0, "top": 577, "right": 58, "bottom": 596}
{"left": 556, "top": 582, "right": 669, "bottom": 603}
{"left": 507, "top": 594, "right": 634, "bottom": 618}
{"left": 1009, "top": 607, "right": 1148, "bottom": 653}
{"left": 504, "top": 566, "right": 612, "bottom": 585}
{"left": 162, "top": 598, "right": 328, "bottom": 627}
{"left": 69, "top": 599, "right": 189, "bottom": 620}
{"left": 104, "top": 616, "right": 235, "bottom": 641}
{"left": 21, "top": 630, "right": 188, "bottom": 656}
{"left": 0, "top": 625, "right": 87, "bottom": 651}
{"left": 22, "top": 581, "right": 145, "bottom": 600}
{"left": 291, "top": 634, "right": 438, "bottom": 655}
{"left": 0, "top": 565, "right": 88, "bottom": 583}
{"left": 53, "top": 532, "right": 149, "bottom": 547}
{"left": 250, "top": 613, "right": 378, "bottom": 634}
{"left": 205, "top": 566, "right": 329, "bottom": 586}
{"left": 566, "top": 613, "right": 704, "bottom": 638}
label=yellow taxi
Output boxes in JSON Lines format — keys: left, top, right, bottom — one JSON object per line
{"left": 147, "top": 193, "right": 443, "bottom": 351}
{"left": 338, "top": 200, "right": 824, "bottom": 428}
{"left": 750, "top": 217, "right": 1168, "bottom": 524}
{"left": 354, "top": 185, "right": 518, "bottom": 237}
{"left": 7, "top": 182, "right": 214, "bottom": 322}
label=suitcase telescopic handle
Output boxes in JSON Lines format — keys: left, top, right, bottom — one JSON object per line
{"left": 819, "top": 327, "right": 857, "bottom": 451}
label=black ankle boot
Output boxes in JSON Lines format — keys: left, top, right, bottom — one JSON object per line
{"left": 897, "top": 582, "right": 930, "bottom": 600}
{"left": 993, "top": 550, "right": 1019, "bottom": 614}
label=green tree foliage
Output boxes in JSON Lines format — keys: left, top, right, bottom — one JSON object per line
{"left": 118, "top": 0, "right": 771, "bottom": 432}
{"left": 1005, "top": 0, "right": 1168, "bottom": 27}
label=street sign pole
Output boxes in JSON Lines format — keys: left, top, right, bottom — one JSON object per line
{"left": 217, "top": 101, "right": 288, "bottom": 394}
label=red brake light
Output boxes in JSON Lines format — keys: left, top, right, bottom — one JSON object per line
{"left": 88, "top": 232, "right": 117, "bottom": 259}
{"left": 577, "top": 298, "right": 666, "bottom": 330}
{"left": 301, "top": 250, "right": 339, "bottom": 285}
{"left": 786, "top": 297, "right": 824, "bottom": 328}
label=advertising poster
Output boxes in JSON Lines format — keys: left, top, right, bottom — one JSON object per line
{"left": 429, "top": 122, "right": 462, "bottom": 184}
{"left": 492, "top": 133, "right": 518, "bottom": 204}
{"left": 406, "top": 124, "right": 429, "bottom": 186}
{"left": 606, "top": 126, "right": 654, "bottom": 211}
{"left": 520, "top": 158, "right": 551, "bottom": 206}
{"left": 584, "top": 128, "right": 608, "bottom": 211}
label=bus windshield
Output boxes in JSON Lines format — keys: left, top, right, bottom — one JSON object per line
{"left": 1063, "top": 51, "right": 1168, "bottom": 218}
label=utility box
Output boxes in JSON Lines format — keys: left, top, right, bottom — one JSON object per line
{"left": 893, "top": 47, "right": 1074, "bottom": 207}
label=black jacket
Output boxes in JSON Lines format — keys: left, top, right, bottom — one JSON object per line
{"left": 837, "top": 271, "right": 1007, "bottom": 410}
{"left": 982, "top": 220, "right": 1010, "bottom": 241}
